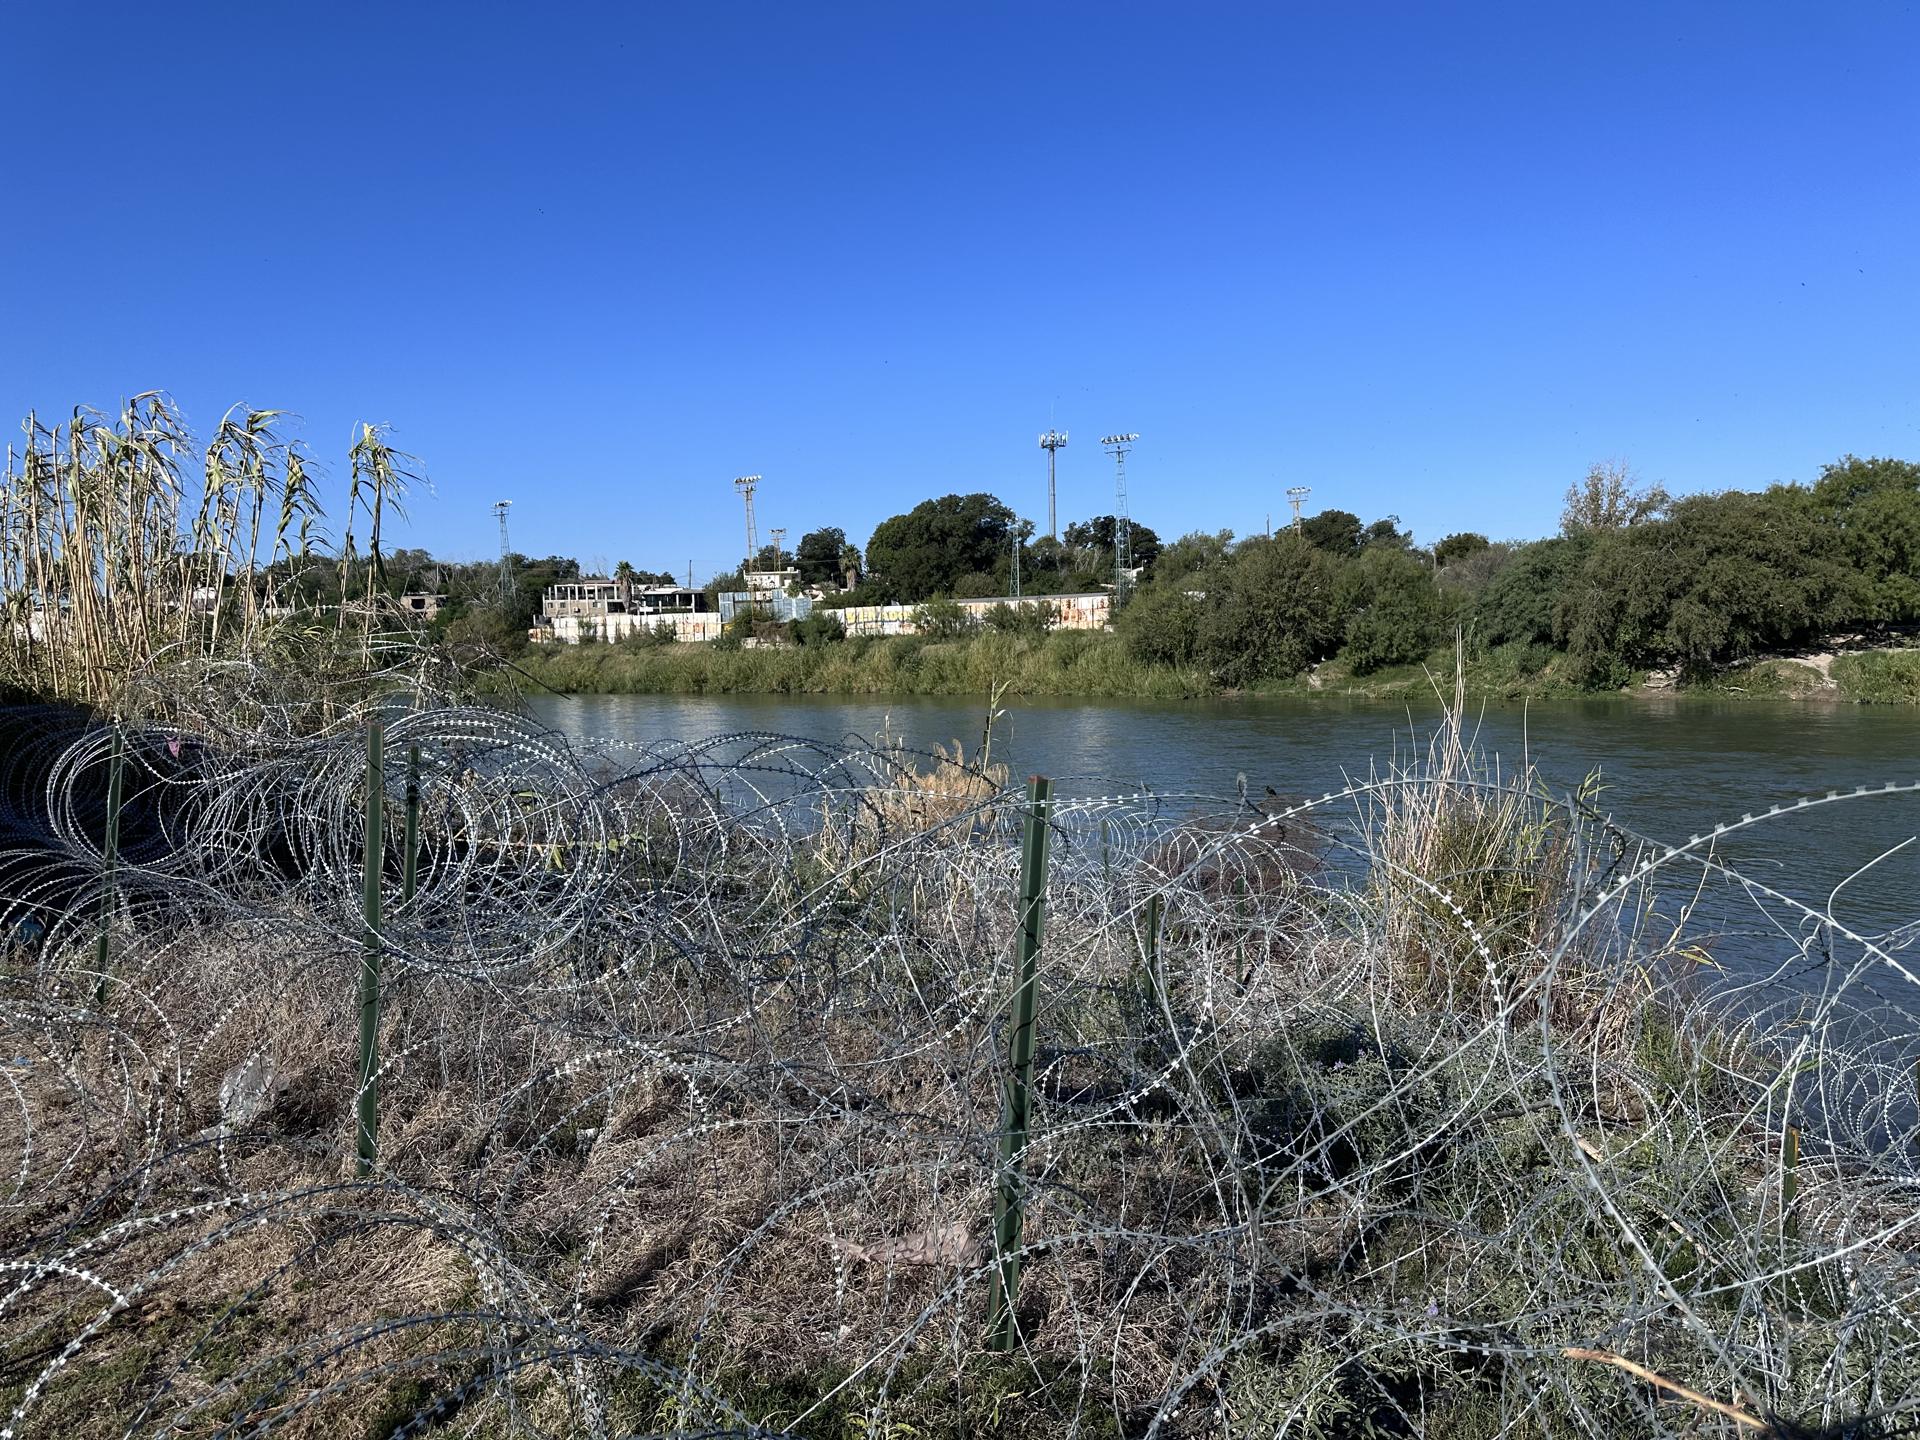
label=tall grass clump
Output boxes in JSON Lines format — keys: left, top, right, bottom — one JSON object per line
{"left": 1, "top": 395, "right": 441, "bottom": 727}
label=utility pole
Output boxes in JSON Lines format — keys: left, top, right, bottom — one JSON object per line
{"left": 1286, "top": 485, "right": 1312, "bottom": 535}
{"left": 1038, "top": 430, "right": 1068, "bottom": 540}
{"left": 733, "top": 475, "right": 761, "bottom": 573}
{"left": 492, "top": 500, "right": 514, "bottom": 600}
{"left": 1101, "top": 433, "right": 1139, "bottom": 599}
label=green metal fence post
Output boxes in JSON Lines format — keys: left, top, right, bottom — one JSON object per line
{"left": 357, "top": 721, "right": 385, "bottom": 1177}
{"left": 402, "top": 743, "right": 420, "bottom": 905}
{"left": 92, "top": 725, "right": 126, "bottom": 1004}
{"left": 987, "top": 774, "right": 1051, "bottom": 1351}
{"left": 1143, "top": 892, "right": 1164, "bottom": 1012}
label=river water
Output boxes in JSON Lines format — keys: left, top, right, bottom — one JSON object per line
{"left": 524, "top": 690, "right": 1920, "bottom": 1130}
{"left": 526, "top": 690, "right": 1917, "bottom": 940}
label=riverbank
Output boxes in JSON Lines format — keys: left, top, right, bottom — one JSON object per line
{"left": 492, "top": 631, "right": 1920, "bottom": 704}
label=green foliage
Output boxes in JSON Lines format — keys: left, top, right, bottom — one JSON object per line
{"left": 1833, "top": 648, "right": 1920, "bottom": 703}
{"left": 1300, "top": 508, "right": 1365, "bottom": 556}
{"left": 788, "top": 610, "right": 846, "bottom": 647}
{"left": 1338, "top": 548, "right": 1452, "bottom": 675}
{"left": 1474, "top": 535, "right": 1592, "bottom": 648}
{"left": 501, "top": 630, "right": 1212, "bottom": 699}
{"left": 794, "top": 526, "right": 850, "bottom": 587}
{"left": 911, "top": 597, "right": 975, "bottom": 639}
{"left": 1062, "top": 513, "right": 1163, "bottom": 571}
{"left": 1198, "top": 536, "right": 1344, "bottom": 685}
{"left": 865, "top": 493, "right": 1014, "bottom": 602}
{"left": 1151, "top": 528, "right": 1234, "bottom": 587}
{"left": 982, "top": 600, "right": 1052, "bottom": 636}
{"left": 1118, "top": 583, "right": 1204, "bottom": 666}
{"left": 1433, "top": 531, "right": 1491, "bottom": 567}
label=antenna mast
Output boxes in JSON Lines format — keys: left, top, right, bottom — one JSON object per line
{"left": 733, "top": 475, "right": 762, "bottom": 573}
{"left": 1101, "top": 433, "right": 1139, "bottom": 598}
{"left": 1038, "top": 429, "right": 1068, "bottom": 540}
{"left": 1286, "top": 486, "right": 1312, "bottom": 535}
{"left": 492, "top": 500, "right": 514, "bottom": 599}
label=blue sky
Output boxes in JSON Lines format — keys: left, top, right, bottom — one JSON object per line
{"left": 3, "top": 3, "right": 1916, "bottom": 581}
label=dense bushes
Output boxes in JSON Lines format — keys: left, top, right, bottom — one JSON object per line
{"left": 1107, "top": 456, "right": 1920, "bottom": 692}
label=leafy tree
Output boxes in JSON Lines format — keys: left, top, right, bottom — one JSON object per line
{"left": 1118, "top": 583, "right": 1204, "bottom": 666}
{"left": 1435, "top": 540, "right": 1514, "bottom": 598}
{"left": 1561, "top": 461, "right": 1668, "bottom": 535}
{"left": 1338, "top": 547, "right": 1451, "bottom": 674}
{"left": 1300, "top": 509, "right": 1365, "bottom": 556}
{"left": 1811, "top": 456, "right": 1920, "bottom": 622}
{"left": 1433, "top": 532, "right": 1491, "bottom": 567}
{"left": 795, "top": 527, "right": 850, "bottom": 588}
{"left": 1062, "top": 515, "right": 1164, "bottom": 571}
{"left": 1198, "top": 537, "right": 1344, "bottom": 686}
{"left": 703, "top": 569, "right": 746, "bottom": 610}
{"left": 751, "top": 542, "right": 792, "bottom": 571}
{"left": 865, "top": 493, "right": 1015, "bottom": 602}
{"left": 1474, "top": 536, "right": 1592, "bottom": 648}
{"left": 1154, "top": 529, "right": 1234, "bottom": 587}
{"left": 1363, "top": 515, "right": 1414, "bottom": 550}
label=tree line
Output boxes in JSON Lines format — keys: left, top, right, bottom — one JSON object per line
{"left": 315, "top": 453, "right": 1920, "bottom": 691}
{"left": 1115, "top": 456, "right": 1920, "bottom": 687}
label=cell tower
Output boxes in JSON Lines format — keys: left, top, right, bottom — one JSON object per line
{"left": 1286, "top": 485, "right": 1312, "bottom": 534}
{"left": 733, "top": 475, "right": 762, "bottom": 572}
{"left": 1101, "top": 433, "right": 1140, "bottom": 597}
{"left": 1038, "top": 429, "right": 1068, "bottom": 540}
{"left": 492, "top": 500, "right": 514, "bottom": 599}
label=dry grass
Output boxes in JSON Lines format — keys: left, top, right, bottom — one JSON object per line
{"left": 0, "top": 701, "right": 1916, "bottom": 1438}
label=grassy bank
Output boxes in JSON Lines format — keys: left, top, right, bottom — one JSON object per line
{"left": 498, "top": 631, "right": 1920, "bottom": 705}
{"left": 497, "top": 630, "right": 1216, "bottom": 699}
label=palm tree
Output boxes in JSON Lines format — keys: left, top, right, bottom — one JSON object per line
{"left": 839, "top": 543, "right": 861, "bottom": 591}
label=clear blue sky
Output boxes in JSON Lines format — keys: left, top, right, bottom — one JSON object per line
{"left": 3, "top": 3, "right": 1915, "bottom": 581}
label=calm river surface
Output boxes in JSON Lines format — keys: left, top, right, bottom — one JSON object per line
{"left": 526, "top": 691, "right": 1919, "bottom": 944}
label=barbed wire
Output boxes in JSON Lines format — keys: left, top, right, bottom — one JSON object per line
{"left": 0, "top": 692, "right": 1916, "bottom": 1438}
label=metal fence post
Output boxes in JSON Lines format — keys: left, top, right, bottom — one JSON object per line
{"left": 357, "top": 721, "right": 385, "bottom": 1177}
{"left": 987, "top": 774, "right": 1051, "bottom": 1350}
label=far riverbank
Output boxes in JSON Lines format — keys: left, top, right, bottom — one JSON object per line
{"left": 492, "top": 631, "right": 1920, "bottom": 704}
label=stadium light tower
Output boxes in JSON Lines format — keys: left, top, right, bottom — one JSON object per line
{"left": 1286, "top": 485, "right": 1312, "bottom": 535}
{"left": 1101, "top": 434, "right": 1140, "bottom": 598}
{"left": 492, "top": 500, "right": 514, "bottom": 599}
{"left": 768, "top": 526, "right": 787, "bottom": 569}
{"left": 1038, "top": 429, "right": 1069, "bottom": 540}
{"left": 733, "top": 475, "right": 762, "bottom": 572}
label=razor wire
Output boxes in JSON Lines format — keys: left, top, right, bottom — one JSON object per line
{"left": 0, "top": 697, "right": 1917, "bottom": 1439}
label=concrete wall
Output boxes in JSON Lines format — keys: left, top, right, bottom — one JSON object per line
{"left": 537, "top": 591, "right": 1113, "bottom": 645}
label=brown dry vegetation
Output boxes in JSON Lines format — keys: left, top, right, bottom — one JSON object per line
{"left": 1, "top": 703, "right": 1917, "bottom": 1439}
